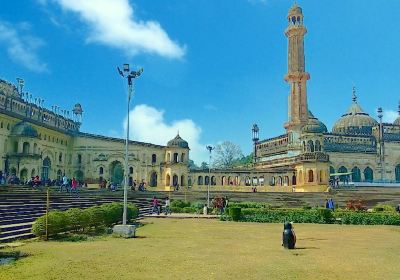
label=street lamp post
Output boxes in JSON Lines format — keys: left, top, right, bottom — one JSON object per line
{"left": 377, "top": 107, "right": 385, "bottom": 183}
{"left": 206, "top": 145, "right": 214, "bottom": 207}
{"left": 118, "top": 64, "right": 143, "bottom": 226}
{"left": 252, "top": 124, "right": 259, "bottom": 164}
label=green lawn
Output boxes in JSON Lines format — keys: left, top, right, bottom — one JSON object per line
{"left": 1, "top": 218, "right": 400, "bottom": 280}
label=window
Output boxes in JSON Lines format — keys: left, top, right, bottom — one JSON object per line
{"left": 151, "top": 154, "right": 156, "bottom": 164}
{"left": 99, "top": 167, "right": 104, "bottom": 175}
{"left": 59, "top": 153, "right": 62, "bottom": 162}
{"left": 78, "top": 154, "right": 82, "bottom": 164}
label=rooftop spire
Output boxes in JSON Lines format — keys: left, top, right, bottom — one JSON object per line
{"left": 352, "top": 86, "right": 357, "bottom": 103}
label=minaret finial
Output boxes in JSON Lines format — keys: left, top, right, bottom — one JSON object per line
{"left": 352, "top": 86, "right": 357, "bottom": 103}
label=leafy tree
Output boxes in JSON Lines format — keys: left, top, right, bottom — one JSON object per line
{"left": 200, "top": 162, "right": 209, "bottom": 170}
{"left": 213, "top": 141, "right": 243, "bottom": 168}
{"left": 231, "top": 153, "right": 253, "bottom": 167}
{"left": 188, "top": 159, "right": 198, "bottom": 170}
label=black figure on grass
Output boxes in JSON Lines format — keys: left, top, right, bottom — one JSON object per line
{"left": 282, "top": 222, "right": 296, "bottom": 249}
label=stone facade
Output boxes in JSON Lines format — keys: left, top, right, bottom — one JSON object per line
{"left": 0, "top": 79, "right": 189, "bottom": 187}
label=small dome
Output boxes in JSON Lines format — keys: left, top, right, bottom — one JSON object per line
{"left": 11, "top": 122, "right": 38, "bottom": 138}
{"left": 167, "top": 134, "right": 189, "bottom": 149}
{"left": 73, "top": 103, "right": 83, "bottom": 114}
{"left": 302, "top": 111, "right": 327, "bottom": 134}
{"left": 288, "top": 3, "right": 302, "bottom": 16}
{"left": 332, "top": 90, "right": 378, "bottom": 135}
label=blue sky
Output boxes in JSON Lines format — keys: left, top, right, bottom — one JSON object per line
{"left": 0, "top": 0, "right": 399, "bottom": 164}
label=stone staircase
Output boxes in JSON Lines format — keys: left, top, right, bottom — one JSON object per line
{"left": 0, "top": 186, "right": 153, "bottom": 243}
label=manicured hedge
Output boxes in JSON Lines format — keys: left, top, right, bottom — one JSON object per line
{"left": 223, "top": 207, "right": 400, "bottom": 226}
{"left": 32, "top": 202, "right": 139, "bottom": 238}
{"left": 169, "top": 200, "right": 204, "bottom": 214}
{"left": 229, "top": 207, "right": 242, "bottom": 221}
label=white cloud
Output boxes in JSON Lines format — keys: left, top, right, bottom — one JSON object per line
{"left": 383, "top": 109, "right": 398, "bottom": 123}
{"left": 0, "top": 21, "right": 48, "bottom": 73}
{"left": 42, "top": 0, "right": 185, "bottom": 59}
{"left": 124, "top": 104, "right": 207, "bottom": 164}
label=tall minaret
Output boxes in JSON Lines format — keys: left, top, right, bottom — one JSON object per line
{"left": 284, "top": 3, "right": 310, "bottom": 136}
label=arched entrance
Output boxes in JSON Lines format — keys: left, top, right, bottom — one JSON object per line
{"left": 338, "top": 166, "right": 348, "bottom": 182}
{"left": 292, "top": 174, "right": 297, "bottom": 185}
{"left": 20, "top": 168, "right": 28, "bottom": 182}
{"left": 396, "top": 164, "right": 400, "bottom": 183}
{"left": 172, "top": 174, "right": 179, "bottom": 186}
{"left": 197, "top": 176, "right": 203, "bottom": 185}
{"left": 41, "top": 157, "right": 51, "bottom": 181}
{"left": 364, "top": 167, "right": 373, "bottom": 182}
{"left": 351, "top": 167, "right": 361, "bottom": 182}
{"left": 166, "top": 174, "right": 171, "bottom": 186}
{"left": 110, "top": 161, "right": 124, "bottom": 184}
{"left": 150, "top": 172, "right": 157, "bottom": 187}
{"left": 180, "top": 175, "right": 185, "bottom": 186}
{"left": 57, "top": 170, "right": 62, "bottom": 181}
{"left": 308, "top": 170, "right": 314, "bottom": 183}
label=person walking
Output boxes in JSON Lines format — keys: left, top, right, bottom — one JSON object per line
{"left": 152, "top": 196, "right": 160, "bottom": 215}
{"left": 60, "top": 174, "right": 68, "bottom": 192}
{"left": 165, "top": 197, "right": 171, "bottom": 215}
{"left": 71, "top": 177, "right": 78, "bottom": 196}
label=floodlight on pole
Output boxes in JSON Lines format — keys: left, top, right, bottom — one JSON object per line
{"left": 377, "top": 107, "right": 385, "bottom": 182}
{"left": 206, "top": 145, "right": 214, "bottom": 207}
{"left": 118, "top": 63, "right": 143, "bottom": 225}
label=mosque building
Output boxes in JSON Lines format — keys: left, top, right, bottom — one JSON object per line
{"left": 1, "top": 4, "right": 399, "bottom": 191}
{"left": 191, "top": 4, "right": 400, "bottom": 191}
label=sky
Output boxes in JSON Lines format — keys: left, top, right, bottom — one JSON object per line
{"left": 0, "top": 0, "right": 399, "bottom": 164}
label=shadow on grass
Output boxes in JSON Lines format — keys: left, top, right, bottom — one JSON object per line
{"left": 295, "top": 246, "right": 319, "bottom": 250}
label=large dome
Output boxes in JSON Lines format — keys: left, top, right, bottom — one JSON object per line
{"left": 332, "top": 91, "right": 377, "bottom": 135}
{"left": 167, "top": 134, "right": 189, "bottom": 149}
{"left": 302, "top": 111, "right": 328, "bottom": 134}
{"left": 11, "top": 122, "right": 38, "bottom": 138}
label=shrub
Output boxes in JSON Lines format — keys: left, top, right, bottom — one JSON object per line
{"left": 372, "top": 204, "right": 396, "bottom": 213}
{"left": 32, "top": 210, "right": 69, "bottom": 237}
{"left": 32, "top": 202, "right": 139, "bottom": 238}
{"left": 317, "top": 208, "right": 334, "bottom": 224}
{"left": 229, "top": 207, "right": 242, "bottom": 221}
{"left": 229, "top": 207, "right": 400, "bottom": 226}
{"left": 84, "top": 207, "right": 106, "bottom": 229}
{"left": 228, "top": 202, "right": 272, "bottom": 209}
{"left": 171, "top": 200, "right": 191, "bottom": 209}
{"left": 65, "top": 208, "right": 90, "bottom": 232}
{"left": 346, "top": 200, "right": 366, "bottom": 211}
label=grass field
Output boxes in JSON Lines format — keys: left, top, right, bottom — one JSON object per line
{"left": 1, "top": 218, "right": 400, "bottom": 280}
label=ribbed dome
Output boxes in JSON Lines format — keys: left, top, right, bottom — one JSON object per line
{"left": 11, "top": 122, "right": 38, "bottom": 138}
{"left": 167, "top": 134, "right": 189, "bottom": 149}
{"left": 332, "top": 91, "right": 377, "bottom": 135}
{"left": 302, "top": 111, "right": 328, "bottom": 134}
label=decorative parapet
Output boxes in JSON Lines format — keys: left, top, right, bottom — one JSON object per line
{"left": 297, "top": 152, "right": 329, "bottom": 162}
{"left": 323, "top": 134, "right": 376, "bottom": 153}
{"left": 0, "top": 79, "right": 81, "bottom": 134}
{"left": 256, "top": 134, "right": 289, "bottom": 157}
